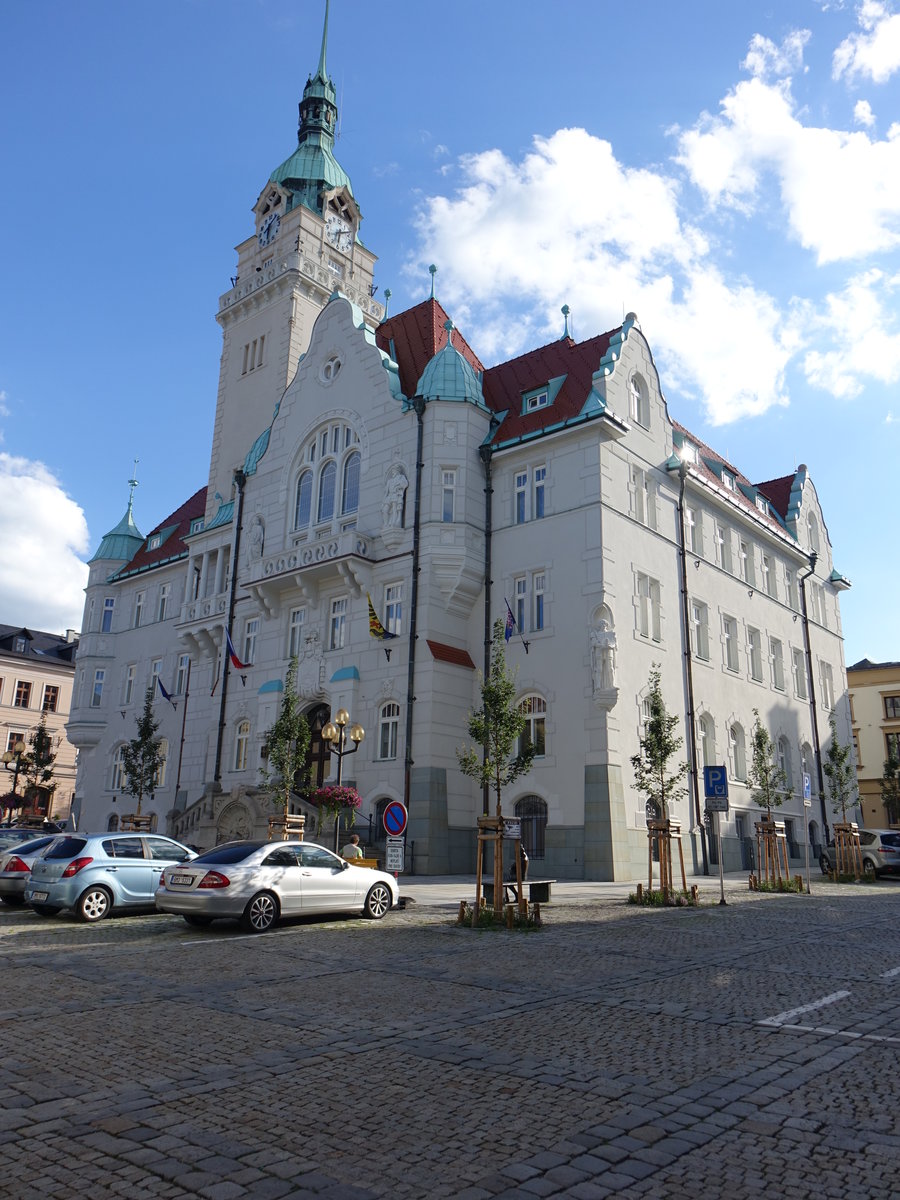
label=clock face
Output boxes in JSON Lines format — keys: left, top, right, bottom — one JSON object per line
{"left": 258, "top": 211, "right": 280, "bottom": 247}
{"left": 325, "top": 213, "right": 353, "bottom": 253}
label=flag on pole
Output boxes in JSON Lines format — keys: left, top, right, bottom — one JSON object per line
{"left": 157, "top": 677, "right": 177, "bottom": 709}
{"left": 225, "top": 627, "right": 250, "bottom": 670}
{"left": 367, "top": 593, "right": 397, "bottom": 641}
{"left": 504, "top": 600, "right": 516, "bottom": 643}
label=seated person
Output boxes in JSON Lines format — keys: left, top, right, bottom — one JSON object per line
{"left": 342, "top": 833, "right": 364, "bottom": 861}
{"left": 504, "top": 846, "right": 529, "bottom": 899}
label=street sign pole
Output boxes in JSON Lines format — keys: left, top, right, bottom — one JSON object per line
{"left": 716, "top": 810, "right": 726, "bottom": 905}
{"left": 803, "top": 774, "right": 812, "bottom": 895}
{"left": 703, "top": 766, "right": 729, "bottom": 906}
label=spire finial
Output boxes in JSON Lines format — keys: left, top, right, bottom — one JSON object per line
{"left": 317, "top": 0, "right": 330, "bottom": 81}
{"left": 384, "top": 287, "right": 391, "bottom": 318}
{"left": 444, "top": 318, "right": 455, "bottom": 347}
{"left": 127, "top": 459, "right": 139, "bottom": 513}
{"left": 429, "top": 264, "right": 437, "bottom": 299}
{"left": 561, "top": 304, "right": 571, "bottom": 339}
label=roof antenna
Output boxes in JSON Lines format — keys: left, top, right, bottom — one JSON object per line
{"left": 127, "top": 459, "right": 139, "bottom": 514}
{"left": 561, "top": 304, "right": 570, "bottom": 340}
{"left": 429, "top": 263, "right": 437, "bottom": 299}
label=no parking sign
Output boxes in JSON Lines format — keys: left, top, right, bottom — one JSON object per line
{"left": 382, "top": 800, "right": 408, "bottom": 837}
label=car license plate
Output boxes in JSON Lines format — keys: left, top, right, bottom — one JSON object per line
{"left": 32, "top": 891, "right": 49, "bottom": 902}
{"left": 170, "top": 874, "right": 193, "bottom": 885}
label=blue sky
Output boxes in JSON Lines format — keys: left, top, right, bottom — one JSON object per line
{"left": 1, "top": 0, "right": 899, "bottom": 665}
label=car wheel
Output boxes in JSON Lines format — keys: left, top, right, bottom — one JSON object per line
{"left": 364, "top": 882, "right": 392, "bottom": 919}
{"left": 182, "top": 914, "right": 213, "bottom": 928}
{"left": 241, "top": 891, "right": 278, "bottom": 933}
{"left": 31, "top": 904, "right": 62, "bottom": 916}
{"left": 862, "top": 858, "right": 877, "bottom": 879}
{"left": 0, "top": 895, "right": 25, "bottom": 906}
{"left": 77, "top": 886, "right": 112, "bottom": 923}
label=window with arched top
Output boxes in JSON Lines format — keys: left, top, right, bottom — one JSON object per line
{"left": 110, "top": 745, "right": 126, "bottom": 792}
{"left": 629, "top": 373, "right": 650, "bottom": 428}
{"left": 515, "top": 795, "right": 548, "bottom": 860}
{"left": 808, "top": 513, "right": 821, "bottom": 556}
{"left": 730, "top": 724, "right": 747, "bottom": 781}
{"left": 777, "top": 736, "right": 792, "bottom": 791}
{"left": 234, "top": 721, "right": 251, "bottom": 772}
{"left": 342, "top": 451, "right": 360, "bottom": 515}
{"left": 378, "top": 702, "right": 400, "bottom": 760}
{"left": 518, "top": 695, "right": 546, "bottom": 757}
{"left": 295, "top": 470, "right": 313, "bottom": 529}
{"left": 698, "top": 714, "right": 715, "bottom": 767}
{"left": 317, "top": 460, "right": 336, "bottom": 523}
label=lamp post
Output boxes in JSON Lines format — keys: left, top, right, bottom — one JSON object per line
{"left": 2, "top": 739, "right": 27, "bottom": 824}
{"left": 321, "top": 709, "right": 365, "bottom": 852}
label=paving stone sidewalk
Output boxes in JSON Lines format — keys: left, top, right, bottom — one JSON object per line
{"left": 2, "top": 880, "right": 899, "bottom": 1199}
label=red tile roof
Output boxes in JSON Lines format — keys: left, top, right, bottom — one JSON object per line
{"left": 426, "top": 639, "right": 476, "bottom": 669}
{"left": 376, "top": 298, "right": 483, "bottom": 400}
{"left": 112, "top": 487, "right": 207, "bottom": 579}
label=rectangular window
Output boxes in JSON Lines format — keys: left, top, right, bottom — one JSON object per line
{"left": 124, "top": 664, "right": 135, "bottom": 705}
{"left": 819, "top": 661, "right": 835, "bottom": 711}
{"left": 685, "top": 506, "right": 702, "bottom": 555}
{"left": 637, "top": 573, "right": 661, "bottom": 642}
{"left": 288, "top": 607, "right": 307, "bottom": 658}
{"left": 525, "top": 390, "right": 549, "bottom": 412}
{"left": 14, "top": 680, "right": 31, "bottom": 708}
{"left": 533, "top": 572, "right": 545, "bottom": 631}
{"left": 385, "top": 582, "right": 403, "bottom": 636}
{"left": 761, "top": 554, "right": 775, "bottom": 598}
{"left": 515, "top": 471, "right": 527, "bottom": 524}
{"left": 134, "top": 591, "right": 144, "bottom": 628}
{"left": 533, "top": 466, "right": 546, "bottom": 519}
{"left": 770, "top": 638, "right": 785, "bottom": 692}
{"left": 785, "top": 567, "right": 798, "bottom": 610}
{"left": 91, "top": 670, "right": 105, "bottom": 708}
{"left": 722, "top": 470, "right": 735, "bottom": 491}
{"left": 793, "top": 648, "right": 808, "bottom": 699}
{"left": 441, "top": 470, "right": 456, "bottom": 523}
{"left": 514, "top": 576, "right": 527, "bottom": 633}
{"left": 378, "top": 703, "right": 400, "bottom": 760}
{"left": 884, "top": 696, "right": 900, "bottom": 719}
{"left": 150, "top": 659, "right": 163, "bottom": 690}
{"left": 6, "top": 731, "right": 25, "bottom": 755}
{"left": 887, "top": 732, "right": 900, "bottom": 763}
{"left": 330, "top": 597, "right": 347, "bottom": 650}
{"left": 691, "top": 601, "right": 709, "bottom": 661}
{"left": 630, "top": 466, "right": 657, "bottom": 530}
{"left": 748, "top": 627, "right": 763, "bottom": 682}
{"left": 716, "top": 525, "right": 732, "bottom": 573}
{"left": 175, "top": 654, "right": 190, "bottom": 696}
{"left": 244, "top": 618, "right": 259, "bottom": 664}
{"left": 41, "top": 685, "right": 59, "bottom": 714}
{"left": 723, "top": 616, "right": 739, "bottom": 672}
{"left": 740, "top": 540, "right": 755, "bottom": 586}
{"left": 157, "top": 583, "right": 171, "bottom": 622}
{"left": 101, "top": 597, "right": 115, "bottom": 633}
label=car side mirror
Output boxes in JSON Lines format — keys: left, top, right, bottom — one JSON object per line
{"left": 340, "top": 859, "right": 350, "bottom": 871}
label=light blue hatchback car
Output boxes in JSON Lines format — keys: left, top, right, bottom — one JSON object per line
{"left": 26, "top": 833, "right": 196, "bottom": 922}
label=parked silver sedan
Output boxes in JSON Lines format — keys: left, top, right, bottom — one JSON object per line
{"left": 0, "top": 835, "right": 60, "bottom": 905}
{"left": 155, "top": 840, "right": 399, "bottom": 932}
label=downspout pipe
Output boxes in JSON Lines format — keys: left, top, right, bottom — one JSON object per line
{"left": 403, "top": 397, "right": 426, "bottom": 812}
{"left": 799, "top": 552, "right": 828, "bottom": 841}
{"left": 677, "top": 461, "right": 709, "bottom": 875}
{"left": 479, "top": 443, "right": 494, "bottom": 817}
{"left": 214, "top": 468, "right": 246, "bottom": 784}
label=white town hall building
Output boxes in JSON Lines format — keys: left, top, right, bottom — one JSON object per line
{"left": 66, "top": 7, "right": 853, "bottom": 880}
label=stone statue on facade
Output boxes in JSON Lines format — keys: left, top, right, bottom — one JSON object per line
{"left": 591, "top": 620, "right": 617, "bottom": 692}
{"left": 248, "top": 514, "right": 265, "bottom": 562}
{"left": 382, "top": 467, "right": 409, "bottom": 528}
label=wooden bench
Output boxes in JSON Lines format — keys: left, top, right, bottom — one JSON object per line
{"left": 483, "top": 879, "right": 556, "bottom": 906}
{"left": 349, "top": 857, "right": 380, "bottom": 870}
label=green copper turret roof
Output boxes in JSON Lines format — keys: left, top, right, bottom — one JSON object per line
{"left": 269, "top": 0, "right": 353, "bottom": 212}
{"left": 416, "top": 321, "right": 487, "bottom": 408}
{"left": 90, "top": 485, "right": 144, "bottom": 564}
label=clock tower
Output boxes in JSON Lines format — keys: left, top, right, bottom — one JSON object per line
{"left": 206, "top": 0, "right": 382, "bottom": 517}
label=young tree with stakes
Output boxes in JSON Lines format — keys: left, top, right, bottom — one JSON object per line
{"left": 881, "top": 756, "right": 900, "bottom": 825}
{"left": 21, "top": 711, "right": 57, "bottom": 812}
{"left": 260, "top": 656, "right": 310, "bottom": 812}
{"left": 630, "top": 666, "right": 688, "bottom": 822}
{"left": 823, "top": 712, "right": 858, "bottom": 824}
{"left": 121, "top": 686, "right": 165, "bottom": 817}
{"left": 748, "top": 709, "right": 790, "bottom": 817}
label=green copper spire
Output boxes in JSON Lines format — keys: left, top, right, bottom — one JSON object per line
{"left": 90, "top": 464, "right": 145, "bottom": 564}
{"left": 270, "top": 0, "right": 352, "bottom": 213}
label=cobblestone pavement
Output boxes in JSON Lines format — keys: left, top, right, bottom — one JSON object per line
{"left": 2, "top": 879, "right": 900, "bottom": 1199}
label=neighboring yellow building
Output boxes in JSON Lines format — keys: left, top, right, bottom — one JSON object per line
{"left": 848, "top": 658, "right": 900, "bottom": 829}
{"left": 1, "top": 625, "right": 79, "bottom": 824}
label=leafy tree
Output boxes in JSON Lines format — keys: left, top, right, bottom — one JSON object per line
{"left": 21, "top": 711, "right": 57, "bottom": 809}
{"left": 457, "top": 619, "right": 535, "bottom": 816}
{"left": 122, "top": 686, "right": 164, "bottom": 816}
{"left": 630, "top": 665, "right": 688, "bottom": 820}
{"left": 260, "top": 656, "right": 310, "bottom": 811}
{"left": 880, "top": 756, "right": 900, "bottom": 824}
{"left": 822, "top": 712, "right": 857, "bottom": 824}
{"left": 748, "top": 709, "right": 790, "bottom": 816}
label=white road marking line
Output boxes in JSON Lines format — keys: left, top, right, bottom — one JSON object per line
{"left": 762, "top": 1022, "right": 900, "bottom": 1045}
{"left": 880, "top": 965, "right": 900, "bottom": 979}
{"left": 760, "top": 989, "right": 851, "bottom": 1026}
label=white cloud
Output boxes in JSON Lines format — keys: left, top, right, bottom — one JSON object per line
{"left": 742, "top": 31, "right": 811, "bottom": 79}
{"left": 0, "top": 453, "right": 89, "bottom": 633}
{"left": 0, "top": 389, "right": 8, "bottom": 419}
{"left": 833, "top": 1, "right": 900, "bottom": 82}
{"left": 801, "top": 268, "right": 900, "bottom": 396}
{"left": 677, "top": 72, "right": 900, "bottom": 263}
{"left": 854, "top": 98, "right": 876, "bottom": 124}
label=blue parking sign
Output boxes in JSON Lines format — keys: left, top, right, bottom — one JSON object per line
{"left": 703, "top": 765, "right": 728, "bottom": 798}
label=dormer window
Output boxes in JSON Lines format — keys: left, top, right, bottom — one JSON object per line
{"left": 680, "top": 442, "right": 697, "bottom": 464}
{"left": 755, "top": 495, "right": 767, "bottom": 514}
{"left": 524, "top": 389, "right": 549, "bottom": 413}
{"left": 722, "top": 470, "right": 735, "bottom": 491}
{"left": 148, "top": 534, "right": 161, "bottom": 550}
{"left": 189, "top": 518, "right": 205, "bottom": 535}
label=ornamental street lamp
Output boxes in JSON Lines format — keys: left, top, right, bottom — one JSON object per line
{"left": 2, "top": 739, "right": 27, "bottom": 824}
{"left": 321, "top": 709, "right": 365, "bottom": 852}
